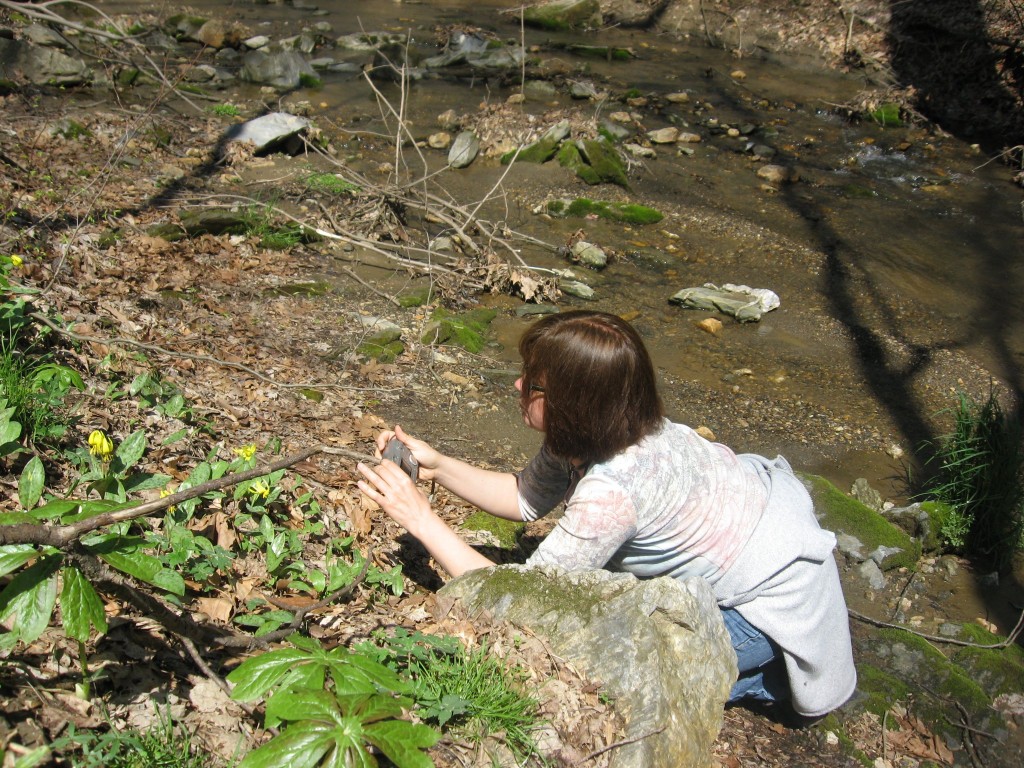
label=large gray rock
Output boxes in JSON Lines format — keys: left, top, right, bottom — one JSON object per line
{"left": 223, "top": 112, "right": 311, "bottom": 155}
{"left": 240, "top": 49, "right": 316, "bottom": 90}
{"left": 0, "top": 38, "right": 90, "bottom": 86}
{"left": 441, "top": 566, "right": 734, "bottom": 768}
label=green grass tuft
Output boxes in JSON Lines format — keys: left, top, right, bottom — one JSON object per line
{"left": 918, "top": 389, "right": 1024, "bottom": 569}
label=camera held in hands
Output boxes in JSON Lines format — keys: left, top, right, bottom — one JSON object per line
{"left": 382, "top": 438, "right": 419, "bottom": 482}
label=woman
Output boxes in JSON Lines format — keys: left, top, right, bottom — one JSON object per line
{"left": 357, "top": 310, "right": 856, "bottom": 718}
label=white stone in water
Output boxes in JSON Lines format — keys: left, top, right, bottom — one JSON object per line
{"left": 757, "top": 164, "right": 791, "bottom": 183}
{"left": 677, "top": 131, "right": 702, "bottom": 143}
{"left": 570, "top": 240, "right": 608, "bottom": 269}
{"left": 647, "top": 127, "right": 679, "bottom": 144}
{"left": 428, "top": 132, "right": 451, "bottom": 149}
{"left": 448, "top": 131, "right": 480, "bottom": 169}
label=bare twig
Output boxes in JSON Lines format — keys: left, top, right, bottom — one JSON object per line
{"left": 577, "top": 724, "right": 667, "bottom": 764}
{"left": 849, "top": 607, "right": 1024, "bottom": 648}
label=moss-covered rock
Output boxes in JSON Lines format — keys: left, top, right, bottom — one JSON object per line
{"left": 951, "top": 623, "right": 1024, "bottom": 699}
{"left": 557, "top": 139, "right": 629, "bottom": 187}
{"left": 522, "top": 0, "right": 601, "bottom": 31}
{"left": 546, "top": 197, "right": 663, "bottom": 224}
{"left": 802, "top": 473, "right": 921, "bottom": 570}
{"left": 501, "top": 120, "right": 571, "bottom": 165}
{"left": 397, "top": 286, "right": 434, "bottom": 308}
{"left": 358, "top": 326, "right": 404, "bottom": 362}
{"left": 427, "top": 307, "right": 497, "bottom": 353}
{"left": 463, "top": 511, "right": 524, "bottom": 549}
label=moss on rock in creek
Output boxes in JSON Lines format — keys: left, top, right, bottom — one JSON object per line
{"left": 424, "top": 307, "right": 497, "bottom": 353}
{"left": 557, "top": 139, "right": 629, "bottom": 187}
{"left": 801, "top": 473, "right": 921, "bottom": 569}
{"left": 546, "top": 197, "right": 663, "bottom": 224}
{"left": 462, "top": 511, "right": 524, "bottom": 549}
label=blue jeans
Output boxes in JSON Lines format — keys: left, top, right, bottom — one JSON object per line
{"left": 721, "top": 607, "right": 789, "bottom": 705}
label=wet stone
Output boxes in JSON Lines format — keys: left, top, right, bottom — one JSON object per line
{"left": 448, "top": 131, "right": 480, "bottom": 168}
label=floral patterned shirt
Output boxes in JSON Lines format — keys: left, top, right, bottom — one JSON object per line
{"left": 518, "top": 419, "right": 770, "bottom": 583}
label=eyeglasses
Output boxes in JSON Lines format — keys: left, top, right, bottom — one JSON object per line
{"left": 528, "top": 384, "right": 545, "bottom": 394}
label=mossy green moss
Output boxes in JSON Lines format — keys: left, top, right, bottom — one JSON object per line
{"left": 875, "top": 628, "right": 994, "bottom": 737}
{"left": 428, "top": 307, "right": 496, "bottom": 353}
{"left": 463, "top": 511, "right": 524, "bottom": 549}
{"left": 801, "top": 473, "right": 920, "bottom": 569}
{"left": 854, "top": 663, "right": 912, "bottom": 717}
{"left": 501, "top": 135, "right": 563, "bottom": 165}
{"left": 559, "top": 139, "right": 628, "bottom": 187}
{"left": 547, "top": 198, "right": 663, "bottom": 224}
{"left": 816, "top": 713, "right": 873, "bottom": 768}
{"left": 357, "top": 339, "right": 404, "bottom": 363}
{"left": 951, "top": 622, "right": 1024, "bottom": 698}
{"left": 397, "top": 286, "right": 433, "bottom": 308}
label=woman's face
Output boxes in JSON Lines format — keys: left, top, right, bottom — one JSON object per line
{"left": 514, "top": 376, "right": 546, "bottom": 432}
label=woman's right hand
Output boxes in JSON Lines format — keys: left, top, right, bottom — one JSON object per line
{"left": 376, "top": 424, "right": 443, "bottom": 481}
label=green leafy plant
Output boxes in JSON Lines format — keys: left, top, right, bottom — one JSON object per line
{"left": 227, "top": 634, "right": 439, "bottom": 768}
{"left": 303, "top": 172, "right": 360, "bottom": 196}
{"left": 918, "top": 389, "right": 1024, "bottom": 569}
{"left": 209, "top": 103, "right": 242, "bottom": 117}
{"left": 361, "top": 630, "right": 542, "bottom": 762}
{"left": 0, "top": 331, "right": 84, "bottom": 445}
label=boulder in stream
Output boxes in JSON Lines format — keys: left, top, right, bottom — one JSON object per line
{"left": 522, "top": 0, "right": 602, "bottom": 31}
{"left": 0, "top": 38, "right": 90, "bottom": 86}
{"left": 241, "top": 49, "right": 318, "bottom": 90}
{"left": 223, "top": 112, "right": 312, "bottom": 155}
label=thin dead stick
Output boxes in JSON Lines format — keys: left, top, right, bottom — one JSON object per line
{"left": 340, "top": 265, "right": 402, "bottom": 306}
{"left": 849, "top": 607, "right": 1024, "bottom": 648}
{"left": 577, "top": 724, "right": 667, "bottom": 764}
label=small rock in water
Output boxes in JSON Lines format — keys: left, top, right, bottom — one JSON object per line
{"left": 757, "top": 164, "right": 792, "bottom": 184}
{"left": 559, "top": 279, "right": 595, "bottom": 300}
{"left": 624, "top": 143, "right": 656, "bottom": 158}
{"left": 647, "top": 127, "right": 679, "bottom": 144}
{"left": 448, "top": 131, "right": 480, "bottom": 169}
{"left": 697, "top": 317, "right": 722, "bottom": 335}
{"left": 570, "top": 240, "right": 608, "bottom": 270}
{"left": 676, "top": 131, "right": 702, "bottom": 143}
{"left": 428, "top": 132, "right": 451, "bottom": 149}
{"left": 665, "top": 92, "right": 690, "bottom": 103}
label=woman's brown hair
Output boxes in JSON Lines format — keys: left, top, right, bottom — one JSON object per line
{"left": 518, "top": 310, "right": 663, "bottom": 463}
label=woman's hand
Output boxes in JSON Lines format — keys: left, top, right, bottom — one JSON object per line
{"left": 357, "top": 459, "right": 434, "bottom": 537}
{"left": 375, "top": 424, "right": 443, "bottom": 481}
{"left": 356, "top": 458, "right": 496, "bottom": 578}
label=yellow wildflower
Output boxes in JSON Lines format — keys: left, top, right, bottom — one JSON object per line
{"left": 233, "top": 444, "right": 257, "bottom": 462}
{"left": 10, "top": 255, "right": 23, "bottom": 267}
{"left": 160, "top": 487, "right": 177, "bottom": 513}
{"left": 249, "top": 480, "right": 270, "bottom": 499}
{"left": 88, "top": 430, "right": 114, "bottom": 462}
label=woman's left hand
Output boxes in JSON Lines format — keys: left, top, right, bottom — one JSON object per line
{"left": 357, "top": 460, "right": 434, "bottom": 536}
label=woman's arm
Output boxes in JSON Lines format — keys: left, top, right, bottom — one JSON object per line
{"left": 377, "top": 425, "right": 522, "bottom": 521}
{"left": 357, "top": 460, "right": 495, "bottom": 577}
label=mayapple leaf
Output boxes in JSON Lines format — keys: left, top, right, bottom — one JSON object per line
{"left": 266, "top": 688, "right": 348, "bottom": 725}
{"left": 364, "top": 719, "right": 440, "bottom": 768}
{"left": 18, "top": 456, "right": 45, "bottom": 510}
{"left": 227, "top": 647, "right": 313, "bottom": 701}
{"left": 237, "top": 721, "right": 336, "bottom": 768}
{"left": 60, "top": 565, "right": 108, "bottom": 642}
{"left": 0, "top": 554, "right": 60, "bottom": 646}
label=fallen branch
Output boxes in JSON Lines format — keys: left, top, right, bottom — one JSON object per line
{"left": 849, "top": 607, "right": 1024, "bottom": 648}
{"left": 577, "top": 724, "right": 667, "bottom": 764}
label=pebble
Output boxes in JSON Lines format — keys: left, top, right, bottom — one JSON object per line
{"left": 697, "top": 317, "right": 722, "bottom": 335}
{"left": 756, "top": 164, "right": 791, "bottom": 183}
{"left": 665, "top": 92, "right": 690, "bottom": 103}
{"left": 677, "top": 132, "right": 702, "bottom": 143}
{"left": 428, "top": 132, "right": 451, "bottom": 149}
{"left": 647, "top": 127, "right": 679, "bottom": 144}
{"left": 624, "top": 143, "right": 656, "bottom": 158}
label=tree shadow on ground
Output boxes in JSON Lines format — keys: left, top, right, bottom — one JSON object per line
{"left": 887, "top": 1, "right": 1024, "bottom": 150}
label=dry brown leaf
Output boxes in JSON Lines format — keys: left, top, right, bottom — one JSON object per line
{"left": 195, "top": 596, "right": 234, "bottom": 624}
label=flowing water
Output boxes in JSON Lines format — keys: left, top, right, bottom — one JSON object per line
{"left": 102, "top": 0, "right": 1024, "bottom": 554}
